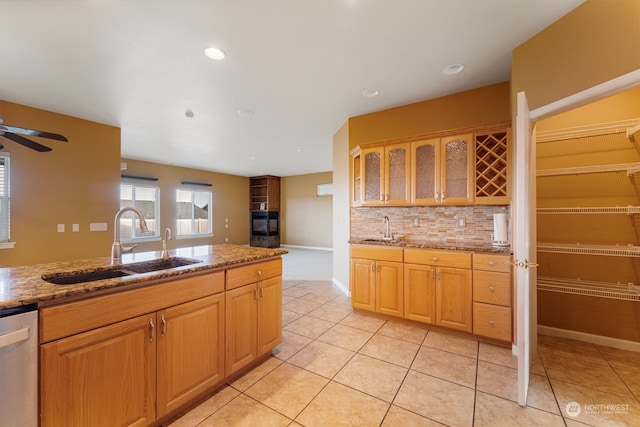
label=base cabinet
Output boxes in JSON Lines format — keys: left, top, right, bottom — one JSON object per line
{"left": 435, "top": 267, "right": 472, "bottom": 333}
{"left": 404, "top": 263, "right": 436, "bottom": 324}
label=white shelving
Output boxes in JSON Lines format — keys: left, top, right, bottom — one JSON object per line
{"left": 537, "top": 162, "right": 640, "bottom": 177}
{"left": 538, "top": 276, "right": 640, "bottom": 302}
{"left": 537, "top": 243, "right": 640, "bottom": 257}
{"left": 537, "top": 206, "right": 640, "bottom": 215}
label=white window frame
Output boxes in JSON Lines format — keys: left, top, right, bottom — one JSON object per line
{"left": 175, "top": 187, "right": 213, "bottom": 238}
{"left": 119, "top": 181, "right": 160, "bottom": 242}
{"left": 0, "top": 152, "right": 14, "bottom": 249}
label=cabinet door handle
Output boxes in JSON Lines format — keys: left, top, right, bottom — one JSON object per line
{"left": 253, "top": 288, "right": 258, "bottom": 302}
{"left": 371, "top": 262, "right": 375, "bottom": 272}
{"left": 437, "top": 270, "right": 441, "bottom": 281}
{"left": 161, "top": 314, "right": 167, "bottom": 338}
{"left": 440, "top": 191, "right": 445, "bottom": 202}
{"left": 430, "top": 268, "right": 435, "bottom": 280}
{"left": 489, "top": 286, "right": 495, "bottom": 292}
{"left": 149, "top": 318, "right": 155, "bottom": 343}
{"left": 259, "top": 284, "right": 264, "bottom": 298}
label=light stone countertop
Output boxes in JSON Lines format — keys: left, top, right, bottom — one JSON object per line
{"left": 0, "top": 244, "right": 287, "bottom": 310}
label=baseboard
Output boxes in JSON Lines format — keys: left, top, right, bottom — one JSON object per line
{"left": 538, "top": 325, "right": 640, "bottom": 352}
{"left": 332, "top": 277, "right": 350, "bottom": 297}
{"left": 281, "top": 244, "right": 333, "bottom": 252}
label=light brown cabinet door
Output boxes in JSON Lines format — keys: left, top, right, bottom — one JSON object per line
{"left": 258, "top": 276, "right": 283, "bottom": 356}
{"left": 351, "top": 258, "right": 376, "bottom": 311}
{"left": 361, "top": 147, "right": 385, "bottom": 205}
{"left": 436, "top": 267, "right": 472, "bottom": 332}
{"left": 411, "top": 138, "right": 440, "bottom": 204}
{"left": 157, "top": 294, "right": 225, "bottom": 418}
{"left": 385, "top": 143, "right": 411, "bottom": 205}
{"left": 41, "top": 315, "right": 156, "bottom": 427}
{"left": 441, "top": 134, "right": 474, "bottom": 204}
{"left": 226, "top": 284, "right": 258, "bottom": 376}
{"left": 375, "top": 260, "right": 404, "bottom": 317}
{"left": 404, "top": 263, "right": 436, "bottom": 324}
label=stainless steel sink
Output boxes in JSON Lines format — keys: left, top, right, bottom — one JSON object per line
{"left": 42, "top": 257, "right": 202, "bottom": 285}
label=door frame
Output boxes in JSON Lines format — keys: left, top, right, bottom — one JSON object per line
{"left": 514, "top": 68, "right": 640, "bottom": 406}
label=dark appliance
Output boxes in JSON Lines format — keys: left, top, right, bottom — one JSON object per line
{"left": 250, "top": 211, "right": 280, "bottom": 248}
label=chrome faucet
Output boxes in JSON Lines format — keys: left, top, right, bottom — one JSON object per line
{"left": 111, "top": 207, "right": 149, "bottom": 263}
{"left": 162, "top": 228, "right": 172, "bottom": 259}
{"left": 382, "top": 215, "right": 393, "bottom": 241}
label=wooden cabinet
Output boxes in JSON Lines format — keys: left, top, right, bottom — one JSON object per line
{"left": 350, "top": 245, "right": 404, "bottom": 317}
{"left": 40, "top": 271, "right": 226, "bottom": 427}
{"left": 226, "top": 259, "right": 283, "bottom": 376}
{"left": 353, "top": 143, "right": 411, "bottom": 206}
{"left": 404, "top": 249, "right": 472, "bottom": 333}
{"left": 411, "top": 134, "right": 474, "bottom": 205}
{"left": 475, "top": 130, "right": 510, "bottom": 204}
{"left": 250, "top": 175, "right": 280, "bottom": 211}
{"left": 472, "top": 253, "right": 513, "bottom": 341}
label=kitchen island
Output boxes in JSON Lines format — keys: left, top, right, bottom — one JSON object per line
{"left": 0, "top": 244, "right": 287, "bottom": 427}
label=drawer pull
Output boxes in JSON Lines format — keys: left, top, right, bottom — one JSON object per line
{"left": 489, "top": 286, "right": 495, "bottom": 292}
{"left": 257, "top": 270, "right": 262, "bottom": 277}
{"left": 488, "top": 320, "right": 495, "bottom": 326}
{"left": 488, "top": 261, "right": 495, "bottom": 267}
{"left": 432, "top": 257, "right": 438, "bottom": 262}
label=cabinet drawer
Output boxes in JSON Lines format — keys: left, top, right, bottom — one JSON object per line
{"left": 473, "top": 271, "right": 512, "bottom": 307}
{"left": 473, "top": 253, "right": 511, "bottom": 273}
{"left": 350, "top": 245, "right": 403, "bottom": 262}
{"left": 473, "top": 302, "right": 512, "bottom": 342}
{"left": 226, "top": 258, "right": 282, "bottom": 290}
{"left": 404, "top": 249, "right": 471, "bottom": 269}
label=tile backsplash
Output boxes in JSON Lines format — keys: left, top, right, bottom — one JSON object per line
{"left": 351, "top": 205, "right": 511, "bottom": 246}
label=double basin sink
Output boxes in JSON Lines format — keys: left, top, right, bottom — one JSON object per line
{"left": 41, "top": 257, "right": 202, "bottom": 285}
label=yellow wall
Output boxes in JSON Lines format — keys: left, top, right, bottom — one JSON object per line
{"left": 511, "top": 0, "right": 640, "bottom": 112}
{"left": 281, "top": 172, "right": 333, "bottom": 248}
{"left": 0, "top": 101, "right": 120, "bottom": 267}
{"left": 120, "top": 159, "right": 250, "bottom": 252}
{"left": 348, "top": 81, "right": 511, "bottom": 147}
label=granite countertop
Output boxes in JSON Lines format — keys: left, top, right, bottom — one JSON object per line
{"left": 349, "top": 239, "right": 512, "bottom": 254}
{"left": 0, "top": 244, "right": 288, "bottom": 310}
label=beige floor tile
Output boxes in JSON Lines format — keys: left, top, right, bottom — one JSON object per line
{"left": 551, "top": 378, "right": 640, "bottom": 427}
{"left": 282, "top": 295, "right": 297, "bottom": 305}
{"left": 300, "top": 290, "right": 341, "bottom": 304}
{"left": 295, "top": 381, "right": 390, "bottom": 427}
{"left": 411, "top": 345, "right": 477, "bottom": 388}
{"left": 307, "top": 303, "right": 353, "bottom": 323}
{"left": 381, "top": 405, "right": 444, "bottom": 427}
{"left": 360, "top": 333, "right": 420, "bottom": 368}
{"left": 339, "top": 311, "right": 386, "bottom": 332}
{"left": 317, "top": 323, "right": 374, "bottom": 351}
{"left": 334, "top": 354, "right": 408, "bottom": 402}
{"left": 530, "top": 351, "right": 547, "bottom": 376}
{"left": 539, "top": 345, "right": 609, "bottom": 369}
{"left": 283, "top": 298, "right": 324, "bottom": 315}
{"left": 527, "top": 373, "right": 561, "bottom": 415}
{"left": 616, "top": 368, "right": 640, "bottom": 400}
{"left": 474, "top": 391, "right": 565, "bottom": 427}
{"left": 273, "top": 330, "right": 313, "bottom": 360}
{"left": 245, "top": 363, "right": 329, "bottom": 419}
{"left": 478, "top": 342, "right": 517, "bottom": 369}
{"left": 287, "top": 340, "right": 355, "bottom": 378}
{"left": 283, "top": 315, "right": 335, "bottom": 339}
{"left": 564, "top": 419, "right": 593, "bottom": 427}
{"left": 476, "top": 360, "right": 517, "bottom": 402}
{"left": 282, "top": 280, "right": 304, "bottom": 289}
{"left": 596, "top": 345, "right": 640, "bottom": 373}
{"left": 394, "top": 370, "right": 475, "bottom": 427}
{"left": 282, "top": 308, "right": 303, "bottom": 326}
{"left": 423, "top": 330, "right": 478, "bottom": 359}
{"left": 282, "top": 287, "right": 313, "bottom": 298}
{"left": 325, "top": 295, "right": 353, "bottom": 309}
{"left": 169, "top": 386, "right": 239, "bottom": 427}
{"left": 198, "top": 394, "right": 291, "bottom": 427}
{"left": 538, "top": 335, "right": 602, "bottom": 358}
{"left": 377, "top": 321, "right": 428, "bottom": 345}
{"left": 229, "top": 356, "right": 283, "bottom": 391}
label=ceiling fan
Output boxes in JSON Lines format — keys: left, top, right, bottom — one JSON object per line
{"left": 0, "top": 116, "right": 68, "bottom": 152}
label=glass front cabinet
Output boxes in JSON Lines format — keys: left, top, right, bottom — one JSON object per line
{"left": 353, "top": 143, "right": 411, "bottom": 206}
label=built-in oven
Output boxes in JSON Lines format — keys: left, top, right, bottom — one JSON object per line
{"left": 0, "top": 303, "right": 38, "bottom": 427}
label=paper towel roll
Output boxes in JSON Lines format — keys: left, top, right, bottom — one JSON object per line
{"left": 493, "top": 213, "right": 509, "bottom": 246}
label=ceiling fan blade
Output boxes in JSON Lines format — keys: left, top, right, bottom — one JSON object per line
{"left": 0, "top": 124, "right": 68, "bottom": 142}
{"left": 1, "top": 133, "right": 52, "bottom": 152}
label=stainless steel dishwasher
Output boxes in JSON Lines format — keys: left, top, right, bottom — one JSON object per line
{"left": 0, "top": 303, "right": 38, "bottom": 427}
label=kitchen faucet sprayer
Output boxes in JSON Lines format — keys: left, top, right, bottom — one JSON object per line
{"left": 111, "top": 206, "right": 150, "bottom": 263}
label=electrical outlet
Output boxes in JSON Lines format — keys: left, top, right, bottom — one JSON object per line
{"left": 57, "top": 224, "right": 65, "bottom": 232}
{"left": 458, "top": 217, "right": 466, "bottom": 228}
{"left": 413, "top": 217, "right": 420, "bottom": 227}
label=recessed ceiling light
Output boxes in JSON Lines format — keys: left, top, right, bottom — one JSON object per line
{"left": 204, "top": 47, "right": 226, "bottom": 60}
{"left": 362, "top": 89, "right": 380, "bottom": 98}
{"left": 442, "top": 64, "right": 464, "bottom": 75}
{"left": 237, "top": 109, "right": 254, "bottom": 117}
{"left": 185, "top": 109, "right": 194, "bottom": 118}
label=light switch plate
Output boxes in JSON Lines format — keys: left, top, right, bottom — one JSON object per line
{"left": 57, "top": 224, "right": 65, "bottom": 232}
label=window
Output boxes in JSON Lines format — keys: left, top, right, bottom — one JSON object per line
{"left": 119, "top": 182, "right": 160, "bottom": 241}
{"left": 0, "top": 153, "right": 10, "bottom": 245}
{"left": 176, "top": 188, "right": 212, "bottom": 237}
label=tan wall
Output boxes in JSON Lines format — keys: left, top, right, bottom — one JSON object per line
{"left": 348, "top": 81, "right": 511, "bottom": 148}
{"left": 281, "top": 172, "right": 333, "bottom": 248}
{"left": 120, "top": 159, "right": 249, "bottom": 252}
{"left": 0, "top": 101, "right": 120, "bottom": 267}
{"left": 511, "top": 0, "right": 640, "bottom": 112}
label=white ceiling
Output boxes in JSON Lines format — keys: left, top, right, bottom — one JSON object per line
{"left": 0, "top": 0, "right": 584, "bottom": 177}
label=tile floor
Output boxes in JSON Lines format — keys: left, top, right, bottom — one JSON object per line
{"left": 170, "top": 248, "right": 640, "bottom": 427}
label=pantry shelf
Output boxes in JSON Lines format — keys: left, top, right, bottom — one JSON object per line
{"left": 537, "top": 243, "right": 640, "bottom": 257}
{"left": 538, "top": 276, "right": 640, "bottom": 302}
{"left": 537, "top": 206, "right": 640, "bottom": 215}
{"left": 536, "top": 162, "right": 640, "bottom": 177}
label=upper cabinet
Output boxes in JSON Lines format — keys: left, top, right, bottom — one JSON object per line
{"left": 351, "top": 124, "right": 510, "bottom": 207}
{"left": 352, "top": 143, "right": 411, "bottom": 206}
